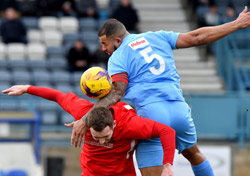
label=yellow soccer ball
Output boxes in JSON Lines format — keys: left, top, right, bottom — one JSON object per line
{"left": 80, "top": 67, "right": 112, "bottom": 99}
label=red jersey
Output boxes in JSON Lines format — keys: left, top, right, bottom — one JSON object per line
{"left": 28, "top": 86, "right": 175, "bottom": 176}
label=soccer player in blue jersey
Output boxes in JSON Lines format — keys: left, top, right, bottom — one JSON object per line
{"left": 69, "top": 6, "right": 250, "bottom": 176}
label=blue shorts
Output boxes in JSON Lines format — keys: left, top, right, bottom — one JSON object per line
{"left": 135, "top": 100, "right": 197, "bottom": 168}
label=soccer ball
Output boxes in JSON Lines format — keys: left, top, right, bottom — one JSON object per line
{"left": 80, "top": 67, "right": 112, "bottom": 99}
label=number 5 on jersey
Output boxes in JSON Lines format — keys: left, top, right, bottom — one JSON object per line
{"left": 139, "top": 46, "right": 165, "bottom": 75}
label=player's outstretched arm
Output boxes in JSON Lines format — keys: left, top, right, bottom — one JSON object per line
{"left": 2, "top": 85, "right": 30, "bottom": 96}
{"left": 69, "top": 81, "right": 127, "bottom": 148}
{"left": 176, "top": 6, "right": 250, "bottom": 48}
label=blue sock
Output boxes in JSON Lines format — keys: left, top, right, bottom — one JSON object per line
{"left": 191, "top": 159, "right": 214, "bottom": 176}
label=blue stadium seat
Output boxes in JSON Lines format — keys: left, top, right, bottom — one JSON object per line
{"left": 9, "top": 60, "right": 29, "bottom": 71}
{"left": 11, "top": 70, "right": 31, "bottom": 85}
{"left": 48, "top": 58, "right": 67, "bottom": 71}
{"left": 60, "top": 112, "right": 75, "bottom": 125}
{"left": 29, "top": 59, "right": 49, "bottom": 71}
{"left": 54, "top": 83, "right": 73, "bottom": 94}
{"left": 41, "top": 111, "right": 58, "bottom": 125}
{"left": 0, "top": 59, "right": 8, "bottom": 69}
{"left": 79, "top": 17, "right": 97, "bottom": 31}
{"left": 73, "top": 84, "right": 84, "bottom": 97}
{"left": 51, "top": 70, "right": 71, "bottom": 84}
{"left": 36, "top": 100, "right": 58, "bottom": 111}
{"left": 72, "top": 71, "right": 83, "bottom": 86}
{"left": 21, "top": 17, "right": 38, "bottom": 29}
{"left": 32, "top": 70, "right": 52, "bottom": 85}
{"left": 80, "top": 31, "right": 99, "bottom": 43}
{"left": 85, "top": 41, "right": 98, "bottom": 54}
{"left": 0, "top": 70, "right": 11, "bottom": 84}
{"left": 47, "top": 47, "right": 65, "bottom": 59}
{"left": 0, "top": 100, "right": 17, "bottom": 110}
{"left": 0, "top": 83, "right": 11, "bottom": 97}
{"left": 63, "top": 33, "right": 81, "bottom": 45}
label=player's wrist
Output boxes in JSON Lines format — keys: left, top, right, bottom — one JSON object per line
{"left": 163, "top": 163, "right": 173, "bottom": 167}
{"left": 82, "top": 115, "right": 88, "bottom": 124}
{"left": 24, "top": 85, "right": 31, "bottom": 93}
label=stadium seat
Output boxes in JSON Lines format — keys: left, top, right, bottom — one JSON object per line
{"left": 22, "top": 17, "right": 38, "bottom": 29}
{"left": 85, "top": 41, "right": 98, "bottom": 54}
{"left": 48, "top": 58, "right": 67, "bottom": 71}
{"left": 54, "top": 83, "right": 73, "bottom": 93}
{"left": 36, "top": 100, "right": 58, "bottom": 111}
{"left": 80, "top": 31, "right": 99, "bottom": 43}
{"left": 47, "top": 47, "right": 65, "bottom": 58}
{"left": 8, "top": 60, "right": 29, "bottom": 71}
{"left": 60, "top": 112, "right": 75, "bottom": 125}
{"left": 7, "top": 43, "right": 27, "bottom": 60}
{"left": 0, "top": 70, "right": 11, "bottom": 84}
{"left": 31, "top": 70, "right": 51, "bottom": 84}
{"left": 38, "top": 16, "right": 59, "bottom": 31}
{"left": 42, "top": 30, "right": 63, "bottom": 47}
{"left": 63, "top": 33, "right": 81, "bottom": 46}
{"left": 59, "top": 17, "right": 79, "bottom": 34}
{"left": 72, "top": 71, "right": 83, "bottom": 86}
{"left": 11, "top": 70, "right": 31, "bottom": 85}
{"left": 73, "top": 84, "right": 84, "bottom": 97}
{"left": 29, "top": 59, "right": 49, "bottom": 71}
{"left": 0, "top": 59, "right": 8, "bottom": 69}
{"left": 0, "top": 43, "right": 6, "bottom": 59}
{"left": 27, "top": 29, "right": 42, "bottom": 43}
{"left": 0, "top": 100, "right": 17, "bottom": 110}
{"left": 27, "top": 43, "right": 46, "bottom": 60}
{"left": 51, "top": 70, "right": 71, "bottom": 84}
{"left": 41, "top": 111, "right": 58, "bottom": 125}
{"left": 79, "top": 17, "right": 97, "bottom": 31}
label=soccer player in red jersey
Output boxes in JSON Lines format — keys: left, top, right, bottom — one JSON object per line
{"left": 2, "top": 85, "right": 176, "bottom": 176}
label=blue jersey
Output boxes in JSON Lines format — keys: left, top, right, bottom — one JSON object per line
{"left": 108, "top": 30, "right": 184, "bottom": 107}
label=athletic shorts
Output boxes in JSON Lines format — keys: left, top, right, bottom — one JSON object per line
{"left": 135, "top": 100, "right": 197, "bottom": 168}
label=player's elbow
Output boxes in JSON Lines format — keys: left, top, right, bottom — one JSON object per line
{"left": 192, "top": 36, "right": 205, "bottom": 46}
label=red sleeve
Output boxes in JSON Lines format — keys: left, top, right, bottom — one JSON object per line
{"left": 151, "top": 122, "right": 175, "bottom": 165}
{"left": 27, "top": 86, "right": 93, "bottom": 120}
{"left": 111, "top": 72, "right": 128, "bottom": 84}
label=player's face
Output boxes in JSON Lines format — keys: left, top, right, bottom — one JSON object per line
{"left": 99, "top": 35, "right": 121, "bottom": 56}
{"left": 90, "top": 124, "right": 115, "bottom": 145}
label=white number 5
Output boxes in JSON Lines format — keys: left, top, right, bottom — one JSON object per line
{"left": 139, "top": 46, "right": 165, "bottom": 75}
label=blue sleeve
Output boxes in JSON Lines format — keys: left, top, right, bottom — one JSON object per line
{"left": 158, "top": 30, "right": 180, "bottom": 49}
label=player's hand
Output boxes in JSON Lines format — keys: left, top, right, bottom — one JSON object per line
{"left": 64, "top": 119, "right": 88, "bottom": 148}
{"left": 236, "top": 6, "right": 250, "bottom": 29}
{"left": 2, "top": 85, "right": 30, "bottom": 96}
{"left": 161, "top": 163, "right": 173, "bottom": 176}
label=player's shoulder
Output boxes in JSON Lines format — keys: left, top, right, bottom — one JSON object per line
{"left": 111, "top": 102, "right": 135, "bottom": 114}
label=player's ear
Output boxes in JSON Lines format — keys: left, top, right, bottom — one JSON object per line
{"left": 115, "top": 37, "right": 122, "bottom": 46}
{"left": 113, "top": 120, "right": 116, "bottom": 128}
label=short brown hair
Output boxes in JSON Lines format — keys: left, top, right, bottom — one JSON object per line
{"left": 88, "top": 107, "right": 114, "bottom": 132}
{"left": 98, "top": 19, "right": 127, "bottom": 38}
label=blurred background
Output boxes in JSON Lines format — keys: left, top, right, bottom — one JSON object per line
{"left": 0, "top": 0, "right": 250, "bottom": 175}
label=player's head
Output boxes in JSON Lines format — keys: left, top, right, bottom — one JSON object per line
{"left": 88, "top": 107, "right": 116, "bottom": 145}
{"left": 98, "top": 19, "right": 129, "bottom": 55}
